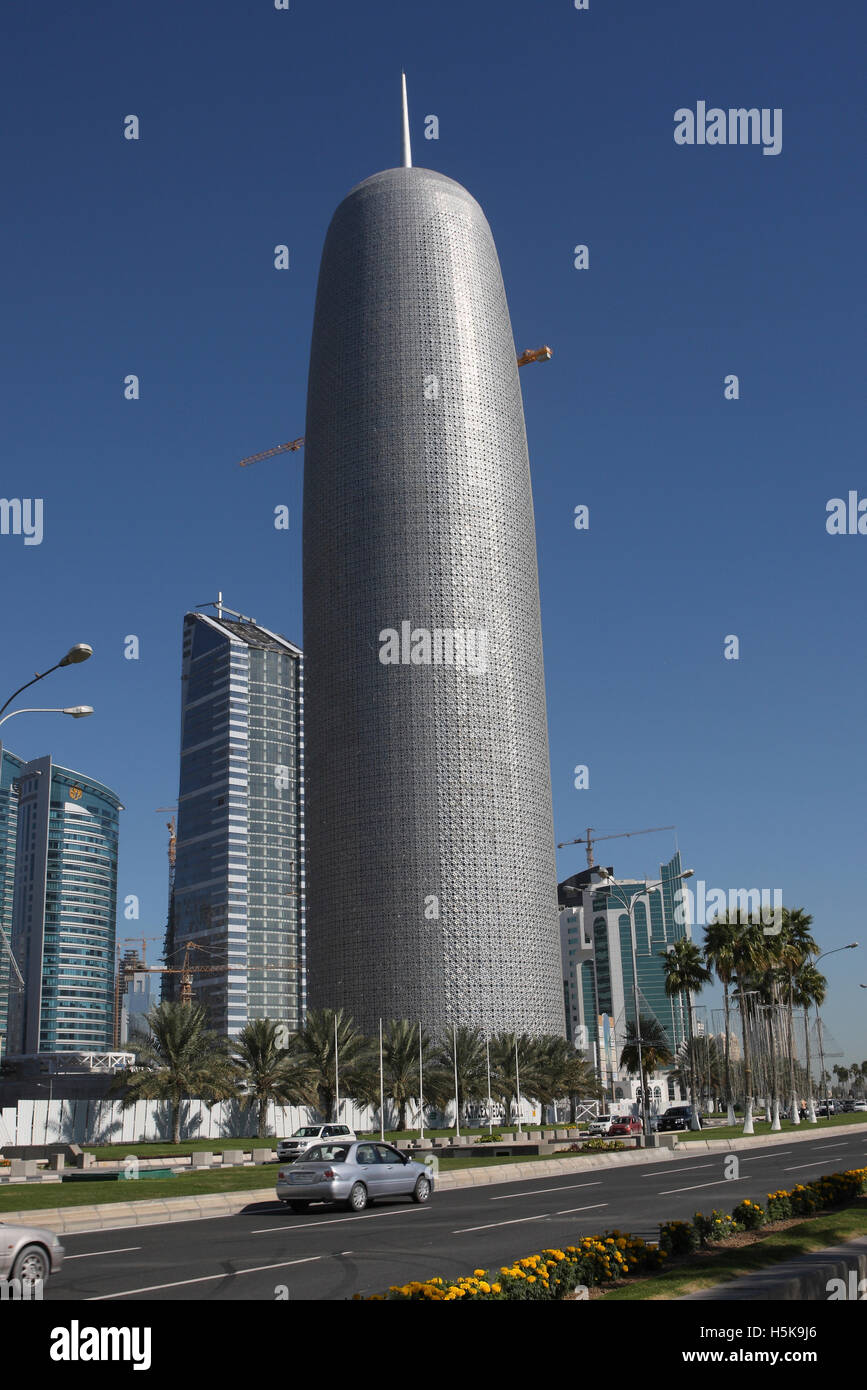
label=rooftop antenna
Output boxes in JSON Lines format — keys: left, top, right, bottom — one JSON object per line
{"left": 401, "top": 71, "right": 412, "bottom": 168}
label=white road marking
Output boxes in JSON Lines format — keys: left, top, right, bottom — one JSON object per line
{"left": 782, "top": 1160, "right": 843, "bottom": 1171}
{"left": 64, "top": 1247, "right": 141, "bottom": 1260}
{"left": 490, "top": 1181, "right": 603, "bottom": 1201}
{"left": 737, "top": 1151, "right": 792, "bottom": 1161}
{"left": 640, "top": 1164, "right": 713, "bottom": 1177}
{"left": 87, "top": 1255, "right": 322, "bottom": 1299}
{"left": 252, "top": 1207, "right": 429, "bottom": 1235}
{"left": 657, "top": 1178, "right": 744, "bottom": 1195}
{"left": 555, "top": 1203, "right": 610, "bottom": 1216}
{"left": 454, "top": 1203, "right": 607, "bottom": 1234}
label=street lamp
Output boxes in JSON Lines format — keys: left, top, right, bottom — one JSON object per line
{"left": 0, "top": 644, "right": 93, "bottom": 719}
{"left": 812, "top": 943, "right": 859, "bottom": 1122}
{"left": 0, "top": 706, "right": 93, "bottom": 729}
{"left": 595, "top": 865, "right": 694, "bottom": 1143}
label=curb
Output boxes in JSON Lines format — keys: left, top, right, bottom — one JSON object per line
{"left": 682, "top": 1234, "right": 867, "bottom": 1300}
{"left": 4, "top": 1122, "right": 866, "bottom": 1235}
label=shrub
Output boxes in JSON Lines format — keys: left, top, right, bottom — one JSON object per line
{"left": 659, "top": 1219, "right": 700, "bottom": 1256}
{"left": 766, "top": 1189, "right": 793, "bottom": 1221}
{"left": 693, "top": 1209, "right": 737, "bottom": 1246}
{"left": 476, "top": 1133, "right": 504, "bottom": 1143}
{"left": 732, "top": 1198, "right": 765, "bottom": 1230}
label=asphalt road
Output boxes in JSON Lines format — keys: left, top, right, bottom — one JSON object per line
{"left": 44, "top": 1130, "right": 867, "bottom": 1301}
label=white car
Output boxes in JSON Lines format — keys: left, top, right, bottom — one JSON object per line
{"left": 276, "top": 1124, "right": 356, "bottom": 1162}
{"left": 852, "top": 1101, "right": 867, "bottom": 1113}
{"left": 587, "top": 1116, "right": 615, "bottom": 1137}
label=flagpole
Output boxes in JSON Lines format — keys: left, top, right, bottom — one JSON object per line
{"left": 418, "top": 1023, "right": 424, "bottom": 1141}
{"left": 379, "top": 1018, "right": 385, "bottom": 1141}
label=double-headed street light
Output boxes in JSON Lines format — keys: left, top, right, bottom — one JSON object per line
{"left": 595, "top": 865, "right": 695, "bottom": 1143}
{"left": 0, "top": 643, "right": 93, "bottom": 720}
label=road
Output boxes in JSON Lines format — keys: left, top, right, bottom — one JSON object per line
{"left": 44, "top": 1130, "right": 867, "bottom": 1301}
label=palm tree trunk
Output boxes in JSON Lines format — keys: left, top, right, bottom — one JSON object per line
{"left": 723, "top": 984, "right": 735, "bottom": 1124}
{"left": 258, "top": 1094, "right": 268, "bottom": 1139}
{"left": 685, "top": 990, "right": 699, "bottom": 1129}
{"left": 786, "top": 974, "right": 799, "bottom": 1124}
{"left": 172, "top": 1097, "right": 181, "bottom": 1144}
{"left": 803, "top": 1006, "right": 816, "bottom": 1122}
{"left": 740, "top": 990, "right": 754, "bottom": 1134}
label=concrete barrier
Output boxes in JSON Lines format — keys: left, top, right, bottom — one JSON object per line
{"left": 221, "top": 1150, "right": 245, "bottom": 1166}
{"left": 190, "top": 1152, "right": 215, "bottom": 1169}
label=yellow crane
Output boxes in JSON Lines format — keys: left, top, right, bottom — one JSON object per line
{"left": 237, "top": 347, "right": 553, "bottom": 468}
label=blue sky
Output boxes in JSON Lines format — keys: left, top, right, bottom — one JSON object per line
{"left": 2, "top": 1, "right": 864, "bottom": 1061}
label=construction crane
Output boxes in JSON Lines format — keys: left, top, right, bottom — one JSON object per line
{"left": 0, "top": 922, "right": 24, "bottom": 992}
{"left": 556, "top": 825, "right": 677, "bottom": 870}
{"left": 139, "top": 940, "right": 230, "bottom": 1007}
{"left": 155, "top": 808, "right": 177, "bottom": 874}
{"left": 237, "top": 347, "right": 553, "bottom": 468}
{"left": 112, "top": 937, "right": 162, "bottom": 1047}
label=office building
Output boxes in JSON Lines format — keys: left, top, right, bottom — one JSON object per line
{"left": 5, "top": 756, "right": 121, "bottom": 1054}
{"left": 170, "top": 601, "right": 304, "bottom": 1037}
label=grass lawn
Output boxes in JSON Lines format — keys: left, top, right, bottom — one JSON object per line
{"left": 0, "top": 1148, "right": 582, "bottom": 1214}
{"left": 599, "top": 1197, "right": 867, "bottom": 1300}
{"left": 679, "top": 1113, "right": 867, "bottom": 1143}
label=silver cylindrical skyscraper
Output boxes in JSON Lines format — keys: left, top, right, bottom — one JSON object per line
{"left": 303, "top": 151, "right": 564, "bottom": 1036}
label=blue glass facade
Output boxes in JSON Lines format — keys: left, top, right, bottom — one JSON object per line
{"left": 6, "top": 756, "right": 121, "bottom": 1053}
{"left": 0, "top": 745, "right": 24, "bottom": 1044}
{"left": 171, "top": 611, "right": 304, "bottom": 1037}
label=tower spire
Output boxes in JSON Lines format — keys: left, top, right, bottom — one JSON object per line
{"left": 401, "top": 71, "right": 412, "bottom": 168}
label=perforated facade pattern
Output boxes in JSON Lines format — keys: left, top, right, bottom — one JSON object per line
{"left": 303, "top": 166, "right": 564, "bottom": 1036}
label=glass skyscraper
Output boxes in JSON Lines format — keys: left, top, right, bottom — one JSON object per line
{"left": 0, "top": 744, "right": 25, "bottom": 1046}
{"left": 5, "top": 755, "right": 121, "bottom": 1054}
{"left": 170, "top": 605, "right": 304, "bottom": 1037}
{"left": 559, "top": 852, "right": 691, "bottom": 1084}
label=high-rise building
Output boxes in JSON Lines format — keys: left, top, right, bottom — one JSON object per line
{"left": 117, "top": 949, "right": 156, "bottom": 1044}
{"left": 303, "top": 81, "right": 563, "bottom": 1035}
{"left": 5, "top": 756, "right": 121, "bottom": 1054}
{"left": 171, "top": 601, "right": 304, "bottom": 1037}
{"left": 559, "top": 853, "right": 691, "bottom": 1086}
{"left": 0, "top": 745, "right": 25, "bottom": 1045}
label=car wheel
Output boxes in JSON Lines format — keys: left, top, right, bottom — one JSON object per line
{"left": 412, "top": 1176, "right": 431, "bottom": 1204}
{"left": 289, "top": 1201, "right": 309, "bottom": 1213}
{"left": 11, "top": 1244, "right": 50, "bottom": 1285}
{"left": 346, "top": 1182, "right": 368, "bottom": 1212}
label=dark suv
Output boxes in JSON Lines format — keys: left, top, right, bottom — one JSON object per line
{"left": 656, "top": 1105, "right": 698, "bottom": 1132}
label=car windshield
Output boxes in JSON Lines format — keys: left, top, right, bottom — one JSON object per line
{"left": 303, "top": 1144, "right": 350, "bottom": 1163}
{"left": 292, "top": 1127, "right": 322, "bottom": 1138}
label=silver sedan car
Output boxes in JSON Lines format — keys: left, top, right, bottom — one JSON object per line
{"left": 276, "top": 1140, "right": 433, "bottom": 1213}
{"left": 0, "top": 1220, "right": 65, "bottom": 1286}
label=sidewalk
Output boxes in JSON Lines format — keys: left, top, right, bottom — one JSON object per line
{"left": 682, "top": 1234, "right": 867, "bottom": 1300}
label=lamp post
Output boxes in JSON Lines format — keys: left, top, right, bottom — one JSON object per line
{"left": 0, "top": 644, "right": 92, "bottom": 719}
{"left": 812, "top": 944, "right": 858, "bottom": 1122}
{"left": 596, "top": 865, "right": 694, "bottom": 1143}
{"left": 0, "top": 706, "right": 93, "bottom": 729}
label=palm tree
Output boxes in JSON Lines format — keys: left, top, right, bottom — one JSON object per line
{"left": 354, "top": 1020, "right": 437, "bottom": 1132}
{"left": 489, "top": 1032, "right": 542, "bottom": 1128}
{"left": 113, "top": 1001, "right": 236, "bottom": 1143}
{"left": 661, "top": 937, "right": 711, "bottom": 1126}
{"left": 729, "top": 914, "right": 767, "bottom": 1132}
{"left": 294, "top": 1008, "right": 370, "bottom": 1122}
{"left": 619, "top": 1023, "right": 675, "bottom": 1084}
{"left": 230, "top": 1019, "right": 316, "bottom": 1138}
{"left": 777, "top": 909, "right": 818, "bottom": 1120}
{"left": 704, "top": 916, "right": 739, "bottom": 1121}
{"left": 533, "top": 1035, "right": 600, "bottom": 1122}
{"left": 674, "top": 1035, "right": 723, "bottom": 1108}
{"left": 433, "top": 1027, "right": 487, "bottom": 1130}
{"left": 791, "top": 961, "right": 826, "bottom": 1120}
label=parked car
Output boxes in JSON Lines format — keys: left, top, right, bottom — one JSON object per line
{"left": 607, "top": 1115, "right": 641, "bottom": 1136}
{"left": 587, "top": 1116, "right": 615, "bottom": 1137}
{"left": 0, "top": 1220, "right": 65, "bottom": 1286}
{"left": 852, "top": 1101, "right": 867, "bottom": 1113}
{"left": 815, "top": 1101, "right": 836, "bottom": 1117}
{"left": 276, "top": 1140, "right": 433, "bottom": 1212}
{"left": 276, "top": 1124, "right": 356, "bottom": 1162}
{"left": 657, "top": 1105, "right": 699, "bottom": 1132}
